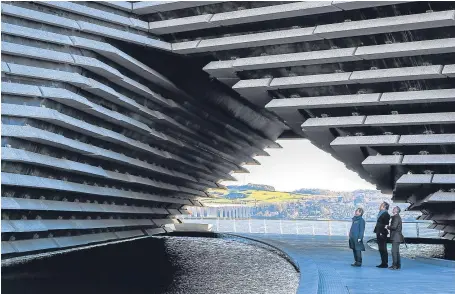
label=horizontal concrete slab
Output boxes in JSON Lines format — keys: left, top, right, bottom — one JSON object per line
{"left": 2, "top": 220, "right": 16, "bottom": 233}
{"left": 2, "top": 42, "right": 74, "bottom": 64}
{"left": 442, "top": 64, "right": 455, "bottom": 77}
{"left": 212, "top": 2, "right": 339, "bottom": 26}
{"left": 362, "top": 155, "right": 403, "bottom": 165}
{"left": 270, "top": 72, "right": 353, "bottom": 89}
{"left": 100, "top": 1, "right": 132, "bottom": 12}
{"left": 2, "top": 61, "right": 178, "bottom": 125}
{"left": 365, "top": 112, "right": 455, "bottom": 126}
{"left": 173, "top": 27, "right": 320, "bottom": 53}
{"left": 334, "top": 1, "right": 406, "bottom": 10}
{"left": 203, "top": 37, "right": 455, "bottom": 78}
{"left": 1, "top": 61, "right": 10, "bottom": 73}
{"left": 349, "top": 65, "right": 443, "bottom": 84}
{"left": 40, "top": 1, "right": 148, "bottom": 31}
{"left": 2, "top": 122, "right": 210, "bottom": 177}
{"left": 399, "top": 134, "right": 455, "bottom": 145}
{"left": 132, "top": 1, "right": 222, "bottom": 14}
{"left": 10, "top": 238, "right": 59, "bottom": 253}
{"left": 4, "top": 62, "right": 89, "bottom": 87}
{"left": 266, "top": 93, "right": 381, "bottom": 110}
{"left": 331, "top": 135, "right": 400, "bottom": 146}
{"left": 1, "top": 172, "right": 193, "bottom": 205}
{"left": 141, "top": 0, "right": 403, "bottom": 33}
{"left": 314, "top": 10, "right": 455, "bottom": 39}
{"left": 68, "top": 36, "right": 180, "bottom": 94}
{"left": 2, "top": 147, "right": 192, "bottom": 191}
{"left": 1, "top": 242, "right": 16, "bottom": 254}
{"left": 149, "top": 14, "right": 216, "bottom": 34}
{"left": 114, "top": 230, "right": 145, "bottom": 239}
{"left": 236, "top": 48, "right": 358, "bottom": 71}
{"left": 2, "top": 104, "right": 169, "bottom": 160}
{"left": 301, "top": 115, "right": 366, "bottom": 129}
{"left": 145, "top": 228, "right": 166, "bottom": 235}
{"left": 1, "top": 23, "right": 73, "bottom": 45}
{"left": 2, "top": 26, "right": 175, "bottom": 95}
{"left": 52, "top": 232, "right": 118, "bottom": 248}
{"left": 202, "top": 60, "right": 236, "bottom": 78}
{"left": 234, "top": 77, "right": 272, "bottom": 88}
{"left": 432, "top": 174, "right": 455, "bottom": 184}
{"left": 396, "top": 174, "right": 433, "bottom": 184}
{"left": 402, "top": 154, "right": 455, "bottom": 165}
{"left": 1, "top": 81, "right": 42, "bottom": 97}
{"left": 380, "top": 88, "right": 455, "bottom": 104}
{"left": 233, "top": 64, "right": 445, "bottom": 96}
{"left": 77, "top": 21, "right": 171, "bottom": 50}
{"left": 427, "top": 192, "right": 455, "bottom": 202}
{"left": 1, "top": 4, "right": 81, "bottom": 30}
{"left": 356, "top": 38, "right": 455, "bottom": 59}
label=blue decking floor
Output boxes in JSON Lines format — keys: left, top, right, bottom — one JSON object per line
{"left": 236, "top": 234, "right": 455, "bottom": 294}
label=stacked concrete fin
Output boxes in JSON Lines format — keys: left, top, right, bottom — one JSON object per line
{"left": 156, "top": 1, "right": 455, "bottom": 240}
{"left": 1, "top": 1, "right": 285, "bottom": 256}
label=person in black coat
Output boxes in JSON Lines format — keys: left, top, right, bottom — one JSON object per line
{"left": 374, "top": 201, "right": 390, "bottom": 268}
{"left": 349, "top": 208, "right": 366, "bottom": 267}
{"left": 387, "top": 206, "right": 405, "bottom": 270}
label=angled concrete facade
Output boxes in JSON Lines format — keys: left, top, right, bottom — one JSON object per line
{"left": 194, "top": 1, "right": 454, "bottom": 241}
{"left": 0, "top": 1, "right": 286, "bottom": 256}
{"left": 1, "top": 1, "right": 455, "bottom": 256}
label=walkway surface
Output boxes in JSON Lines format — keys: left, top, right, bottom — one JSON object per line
{"left": 236, "top": 234, "right": 455, "bottom": 294}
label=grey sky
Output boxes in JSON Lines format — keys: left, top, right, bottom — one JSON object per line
{"left": 222, "top": 139, "right": 376, "bottom": 192}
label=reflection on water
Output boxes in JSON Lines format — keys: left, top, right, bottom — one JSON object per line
{"left": 183, "top": 219, "right": 440, "bottom": 238}
{"left": 2, "top": 234, "right": 299, "bottom": 294}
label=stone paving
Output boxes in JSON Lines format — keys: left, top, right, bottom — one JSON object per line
{"left": 237, "top": 234, "right": 455, "bottom": 294}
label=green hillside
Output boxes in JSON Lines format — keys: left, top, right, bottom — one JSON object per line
{"left": 204, "top": 184, "right": 340, "bottom": 205}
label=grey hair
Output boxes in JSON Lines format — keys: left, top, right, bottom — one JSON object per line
{"left": 394, "top": 206, "right": 401, "bottom": 213}
{"left": 356, "top": 207, "right": 364, "bottom": 216}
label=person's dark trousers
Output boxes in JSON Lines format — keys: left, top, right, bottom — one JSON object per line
{"left": 392, "top": 242, "right": 401, "bottom": 268}
{"left": 377, "top": 234, "right": 388, "bottom": 265}
{"left": 353, "top": 249, "right": 362, "bottom": 264}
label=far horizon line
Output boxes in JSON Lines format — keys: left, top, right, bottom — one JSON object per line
{"left": 218, "top": 183, "right": 381, "bottom": 194}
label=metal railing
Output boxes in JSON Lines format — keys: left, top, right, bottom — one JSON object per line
{"left": 182, "top": 218, "right": 441, "bottom": 238}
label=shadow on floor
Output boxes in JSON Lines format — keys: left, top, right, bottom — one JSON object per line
{"left": 2, "top": 237, "right": 174, "bottom": 294}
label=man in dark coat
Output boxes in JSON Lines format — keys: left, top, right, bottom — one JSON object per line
{"left": 387, "top": 206, "right": 404, "bottom": 270}
{"left": 374, "top": 201, "right": 390, "bottom": 268}
{"left": 349, "top": 208, "right": 366, "bottom": 267}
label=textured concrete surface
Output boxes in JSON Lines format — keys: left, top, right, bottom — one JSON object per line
{"left": 237, "top": 234, "right": 455, "bottom": 294}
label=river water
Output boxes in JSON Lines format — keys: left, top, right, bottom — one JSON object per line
{"left": 2, "top": 234, "right": 299, "bottom": 294}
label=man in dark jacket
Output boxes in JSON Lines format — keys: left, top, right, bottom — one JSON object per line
{"left": 387, "top": 206, "right": 404, "bottom": 270}
{"left": 349, "top": 208, "right": 366, "bottom": 267}
{"left": 374, "top": 201, "right": 390, "bottom": 268}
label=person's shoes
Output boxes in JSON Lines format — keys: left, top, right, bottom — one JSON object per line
{"left": 388, "top": 266, "right": 395, "bottom": 269}
{"left": 388, "top": 266, "right": 399, "bottom": 270}
{"left": 351, "top": 262, "right": 361, "bottom": 267}
{"left": 376, "top": 264, "right": 388, "bottom": 268}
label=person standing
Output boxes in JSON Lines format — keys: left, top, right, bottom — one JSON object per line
{"left": 387, "top": 206, "right": 404, "bottom": 270}
{"left": 349, "top": 208, "right": 366, "bottom": 267}
{"left": 374, "top": 201, "right": 390, "bottom": 268}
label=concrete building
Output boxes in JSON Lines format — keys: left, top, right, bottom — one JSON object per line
{"left": 1, "top": 1, "right": 454, "bottom": 256}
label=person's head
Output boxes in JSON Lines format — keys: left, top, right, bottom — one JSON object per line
{"left": 380, "top": 201, "right": 390, "bottom": 211}
{"left": 393, "top": 206, "right": 401, "bottom": 215}
{"left": 355, "top": 207, "right": 364, "bottom": 216}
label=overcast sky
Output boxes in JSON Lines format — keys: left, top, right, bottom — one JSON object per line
{"left": 221, "top": 139, "right": 376, "bottom": 192}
